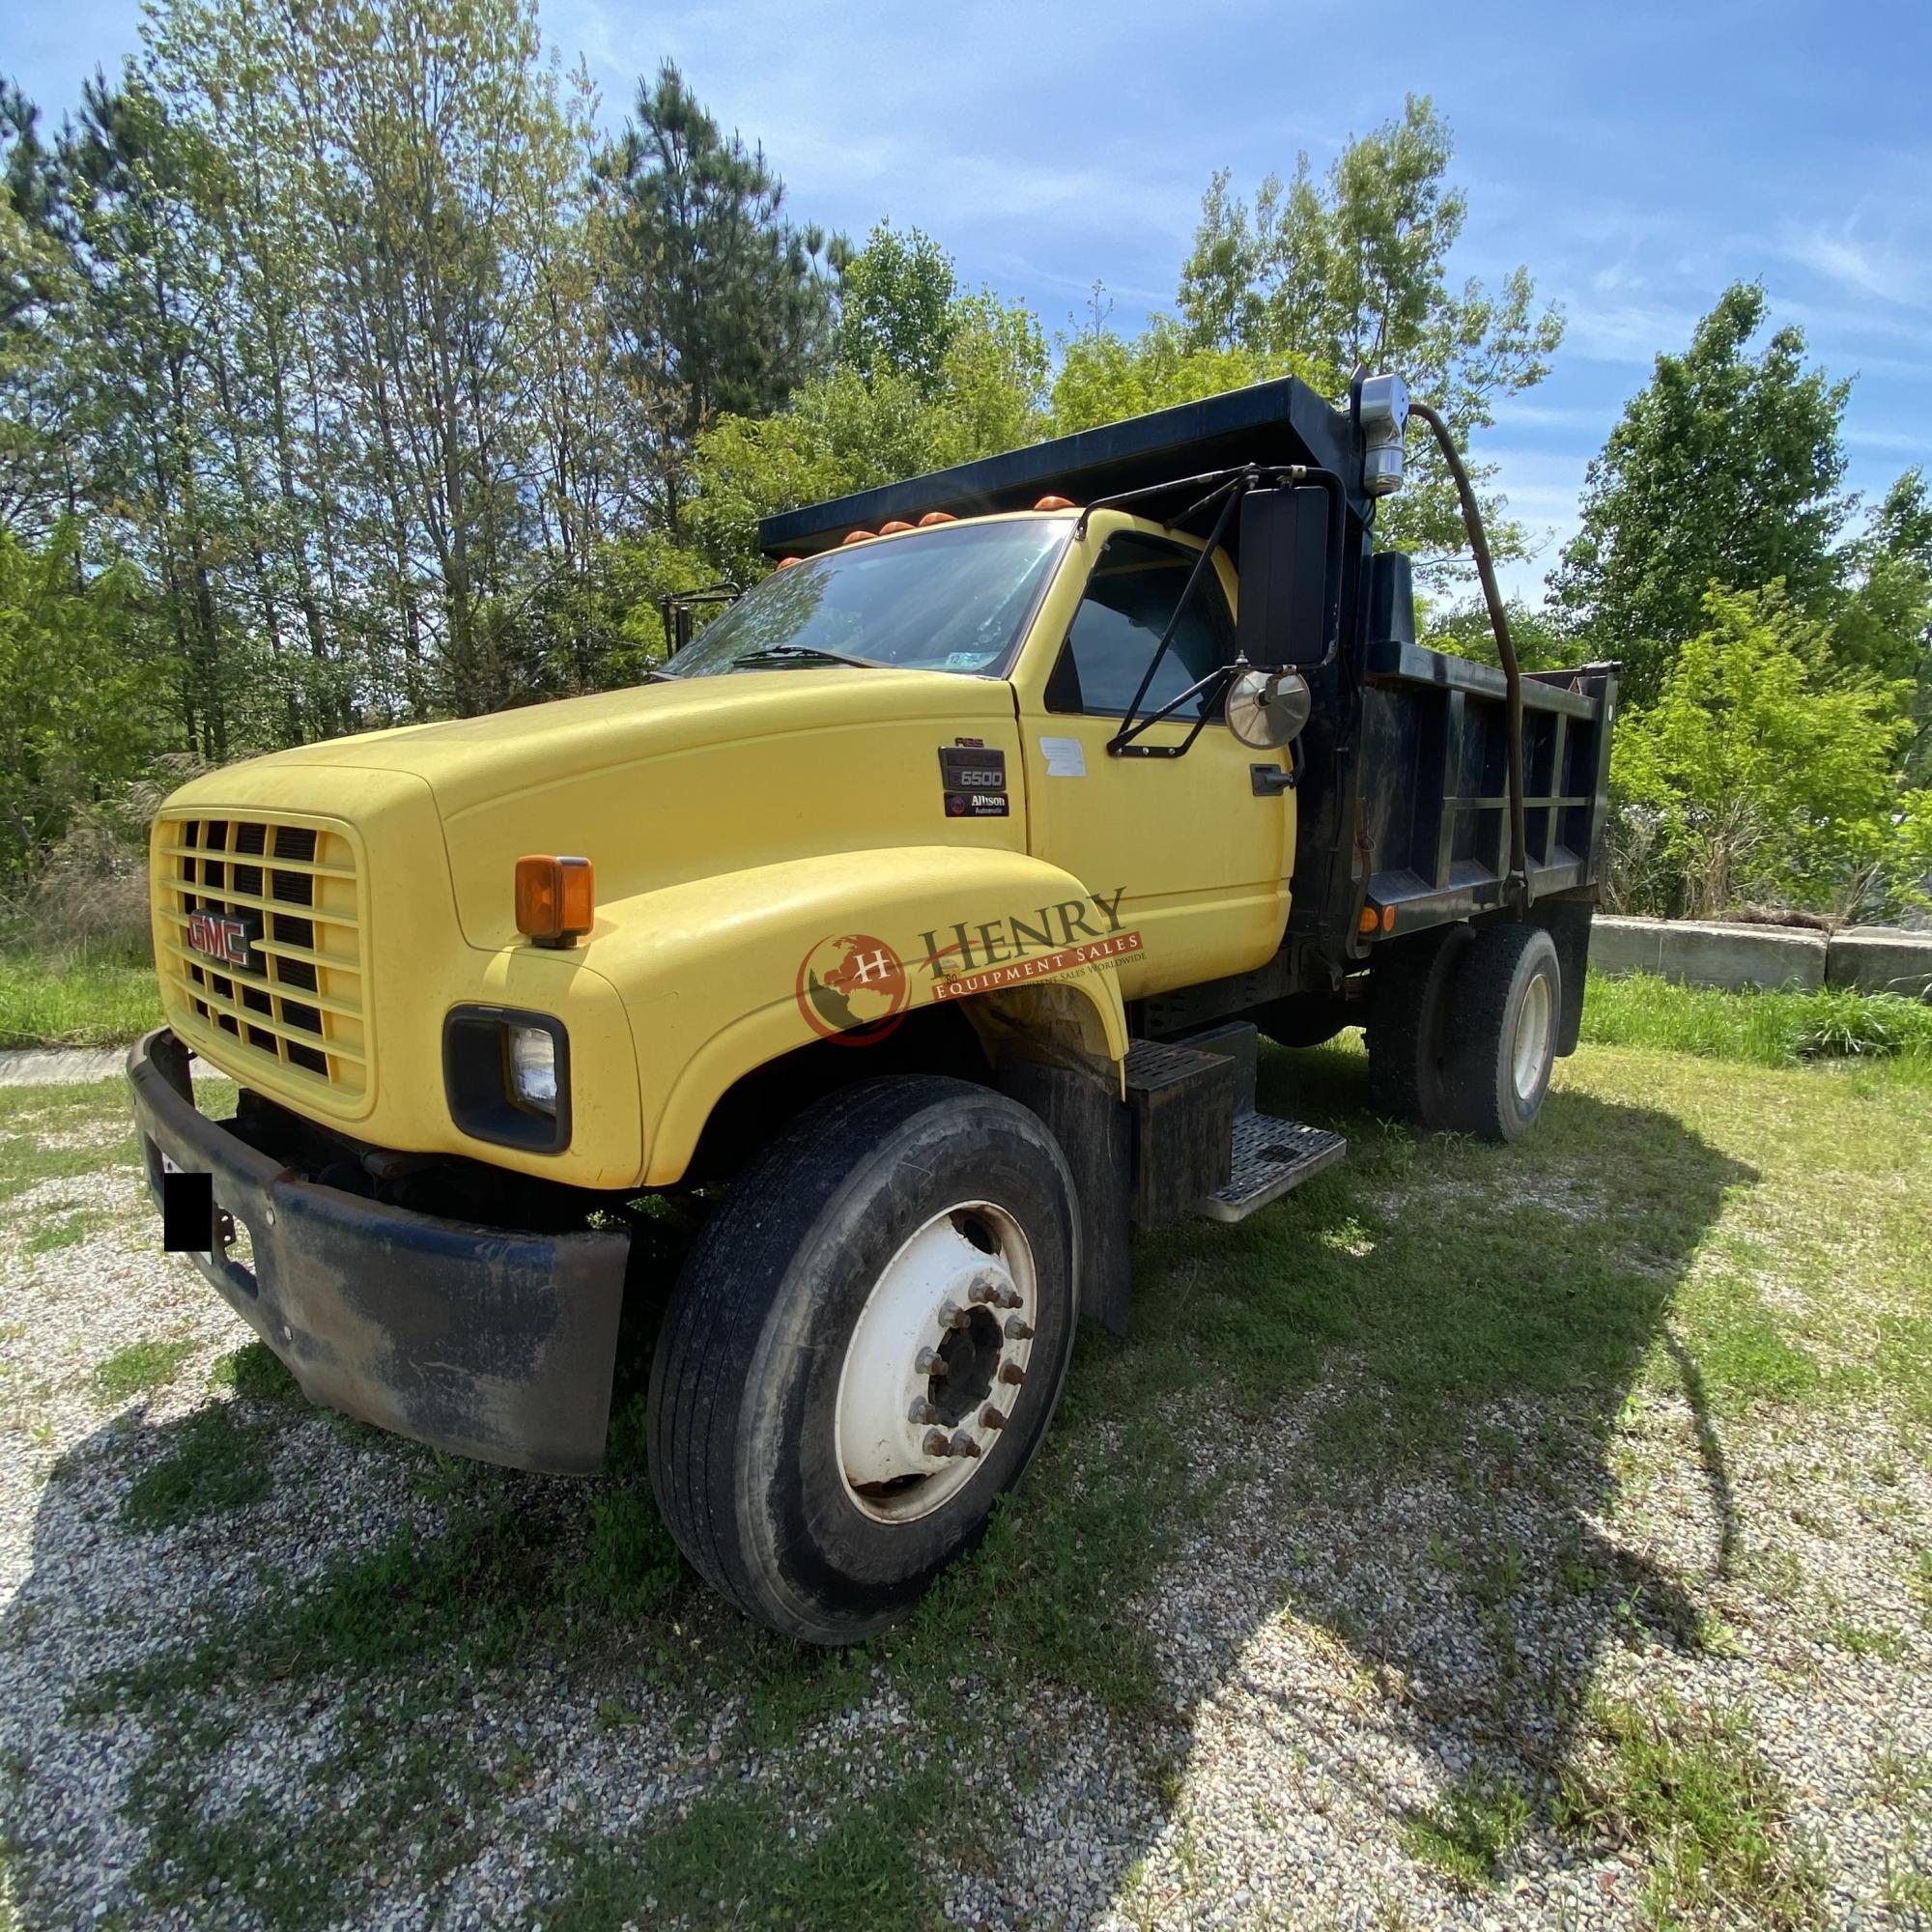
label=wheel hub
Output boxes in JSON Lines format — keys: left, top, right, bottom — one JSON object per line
{"left": 836, "top": 1202, "right": 1037, "bottom": 1523}
{"left": 1513, "top": 972, "right": 1553, "bottom": 1102}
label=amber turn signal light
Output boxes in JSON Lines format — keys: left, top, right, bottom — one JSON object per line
{"left": 516, "top": 855, "right": 594, "bottom": 948}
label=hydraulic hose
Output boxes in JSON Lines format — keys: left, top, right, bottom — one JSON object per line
{"left": 1407, "top": 400, "right": 1530, "bottom": 909}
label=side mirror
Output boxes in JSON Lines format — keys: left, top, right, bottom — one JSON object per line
{"left": 1236, "top": 488, "right": 1332, "bottom": 668}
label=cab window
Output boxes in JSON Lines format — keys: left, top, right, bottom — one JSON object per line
{"left": 1045, "top": 532, "right": 1236, "bottom": 718}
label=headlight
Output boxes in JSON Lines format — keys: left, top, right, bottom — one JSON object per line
{"left": 442, "top": 1007, "right": 570, "bottom": 1154}
{"left": 508, "top": 1023, "right": 557, "bottom": 1114}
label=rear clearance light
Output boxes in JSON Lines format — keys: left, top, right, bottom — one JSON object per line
{"left": 918, "top": 511, "right": 956, "bottom": 526}
{"left": 842, "top": 529, "right": 875, "bottom": 545}
{"left": 880, "top": 520, "right": 915, "bottom": 534}
{"left": 1034, "top": 495, "right": 1076, "bottom": 511}
{"left": 515, "top": 855, "right": 594, "bottom": 948}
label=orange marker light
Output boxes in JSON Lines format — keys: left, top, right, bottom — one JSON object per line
{"left": 841, "top": 529, "right": 875, "bottom": 546}
{"left": 1034, "top": 495, "right": 1075, "bottom": 511}
{"left": 879, "top": 519, "right": 914, "bottom": 534}
{"left": 516, "top": 855, "right": 595, "bottom": 948}
{"left": 775, "top": 555, "right": 802, "bottom": 569}
{"left": 1357, "top": 905, "right": 1379, "bottom": 935}
{"left": 918, "top": 510, "right": 956, "bottom": 526}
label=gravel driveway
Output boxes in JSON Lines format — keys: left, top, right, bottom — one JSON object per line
{"left": 2, "top": 1048, "right": 1929, "bottom": 1930}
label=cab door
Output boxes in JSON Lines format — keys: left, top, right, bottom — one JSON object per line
{"left": 1013, "top": 521, "right": 1292, "bottom": 1002}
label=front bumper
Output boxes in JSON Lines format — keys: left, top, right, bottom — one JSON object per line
{"left": 127, "top": 1029, "right": 630, "bottom": 1473}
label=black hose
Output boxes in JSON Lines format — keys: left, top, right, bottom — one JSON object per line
{"left": 1406, "top": 400, "right": 1530, "bottom": 908}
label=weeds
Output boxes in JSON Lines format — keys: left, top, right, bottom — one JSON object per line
{"left": 1560, "top": 1692, "right": 1823, "bottom": 1927}
{"left": 94, "top": 1338, "right": 195, "bottom": 1405}
{"left": 1583, "top": 972, "right": 1932, "bottom": 1070}
{"left": 119, "top": 1406, "right": 271, "bottom": 1529}
{"left": 1401, "top": 1774, "right": 1528, "bottom": 1889}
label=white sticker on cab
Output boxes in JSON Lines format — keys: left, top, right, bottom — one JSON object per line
{"left": 1039, "top": 736, "right": 1087, "bottom": 779}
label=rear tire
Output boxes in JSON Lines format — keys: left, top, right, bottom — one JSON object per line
{"left": 1366, "top": 925, "right": 1472, "bottom": 1129}
{"left": 1441, "top": 923, "right": 1561, "bottom": 1142}
{"left": 646, "top": 1076, "right": 1078, "bottom": 1644}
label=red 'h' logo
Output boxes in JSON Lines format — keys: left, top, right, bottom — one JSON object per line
{"left": 794, "top": 933, "right": 910, "bottom": 1045}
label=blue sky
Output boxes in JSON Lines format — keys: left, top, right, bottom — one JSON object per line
{"left": 9, "top": 0, "right": 1931, "bottom": 603}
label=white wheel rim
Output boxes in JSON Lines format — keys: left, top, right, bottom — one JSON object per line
{"left": 835, "top": 1201, "right": 1037, "bottom": 1524}
{"left": 1513, "top": 973, "right": 1553, "bottom": 1102}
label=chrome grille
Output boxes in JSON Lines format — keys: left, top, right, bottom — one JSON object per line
{"left": 156, "top": 813, "right": 368, "bottom": 1103}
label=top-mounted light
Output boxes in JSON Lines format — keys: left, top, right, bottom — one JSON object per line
{"left": 1359, "top": 373, "right": 1409, "bottom": 497}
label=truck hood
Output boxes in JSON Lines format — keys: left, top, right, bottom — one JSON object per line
{"left": 190, "top": 668, "right": 1026, "bottom": 949}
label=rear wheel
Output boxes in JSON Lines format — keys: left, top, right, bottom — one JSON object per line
{"left": 1441, "top": 923, "right": 1561, "bottom": 1142}
{"left": 646, "top": 1076, "right": 1078, "bottom": 1643}
{"left": 1365, "top": 925, "right": 1472, "bottom": 1129}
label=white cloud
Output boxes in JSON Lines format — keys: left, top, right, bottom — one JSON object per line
{"left": 1780, "top": 221, "right": 1932, "bottom": 310}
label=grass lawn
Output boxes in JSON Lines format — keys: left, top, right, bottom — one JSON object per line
{"left": 0, "top": 948, "right": 160, "bottom": 1048}
{"left": 2, "top": 981, "right": 1930, "bottom": 1927}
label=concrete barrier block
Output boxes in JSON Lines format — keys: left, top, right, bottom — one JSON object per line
{"left": 1826, "top": 927, "right": 1932, "bottom": 1001}
{"left": 1588, "top": 915, "right": 1664, "bottom": 978}
{"left": 1656, "top": 919, "right": 1825, "bottom": 992}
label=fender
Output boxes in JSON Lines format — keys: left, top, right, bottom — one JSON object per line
{"left": 580, "top": 845, "right": 1134, "bottom": 1186}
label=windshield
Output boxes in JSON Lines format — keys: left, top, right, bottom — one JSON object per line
{"left": 665, "top": 518, "right": 1070, "bottom": 679}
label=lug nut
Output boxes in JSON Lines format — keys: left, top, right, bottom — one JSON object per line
{"left": 909, "top": 1398, "right": 938, "bottom": 1426}
{"left": 995, "top": 1284, "right": 1023, "bottom": 1310}
{"left": 980, "top": 1406, "right": 1008, "bottom": 1431}
{"left": 938, "top": 1299, "right": 969, "bottom": 1331}
{"left": 915, "top": 1347, "right": 949, "bottom": 1378}
{"left": 922, "top": 1429, "right": 952, "bottom": 1459}
{"left": 948, "top": 1431, "right": 982, "bottom": 1460}
{"left": 1004, "top": 1316, "right": 1034, "bottom": 1342}
{"left": 968, "top": 1277, "right": 998, "bottom": 1305}
{"left": 999, "top": 1361, "right": 1026, "bottom": 1386}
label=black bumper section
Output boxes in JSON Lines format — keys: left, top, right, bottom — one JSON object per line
{"left": 127, "top": 1029, "right": 630, "bottom": 1474}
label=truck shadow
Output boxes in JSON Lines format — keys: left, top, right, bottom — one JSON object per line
{"left": 982, "top": 1039, "right": 1759, "bottom": 1920}
{"left": 0, "top": 1043, "right": 1754, "bottom": 1927}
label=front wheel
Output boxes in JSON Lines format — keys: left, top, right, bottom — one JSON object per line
{"left": 646, "top": 1076, "right": 1078, "bottom": 1643}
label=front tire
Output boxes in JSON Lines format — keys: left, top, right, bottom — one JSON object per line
{"left": 646, "top": 1076, "right": 1078, "bottom": 1644}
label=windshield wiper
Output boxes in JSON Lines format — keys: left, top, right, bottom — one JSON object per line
{"left": 732, "top": 644, "right": 886, "bottom": 670}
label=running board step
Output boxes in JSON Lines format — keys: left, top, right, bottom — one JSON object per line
{"left": 1196, "top": 1112, "right": 1347, "bottom": 1224}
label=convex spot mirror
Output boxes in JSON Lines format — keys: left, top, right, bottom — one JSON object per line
{"left": 1236, "top": 487, "right": 1332, "bottom": 668}
{"left": 1225, "top": 668, "right": 1312, "bottom": 750}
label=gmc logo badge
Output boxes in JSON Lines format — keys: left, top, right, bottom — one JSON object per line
{"left": 187, "top": 909, "right": 259, "bottom": 970}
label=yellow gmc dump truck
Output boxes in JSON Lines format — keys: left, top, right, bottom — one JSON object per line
{"left": 128, "top": 375, "right": 1617, "bottom": 1643}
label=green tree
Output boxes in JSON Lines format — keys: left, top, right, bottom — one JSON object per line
{"left": 1552, "top": 283, "right": 1852, "bottom": 705}
{"left": 1832, "top": 469, "right": 1932, "bottom": 780}
{"left": 598, "top": 62, "right": 834, "bottom": 530}
{"left": 679, "top": 292, "right": 1048, "bottom": 593}
{"left": 0, "top": 520, "right": 158, "bottom": 886}
{"left": 1426, "top": 597, "right": 1578, "bottom": 674}
{"left": 1611, "top": 582, "right": 1930, "bottom": 918}
{"left": 833, "top": 222, "right": 957, "bottom": 391}
{"left": 1171, "top": 97, "right": 1564, "bottom": 574}
{"left": 1049, "top": 321, "right": 1317, "bottom": 437}
{"left": 0, "top": 80, "right": 76, "bottom": 536}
